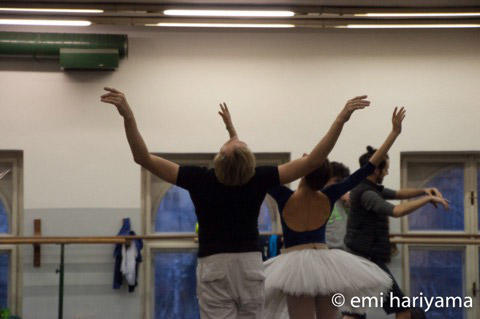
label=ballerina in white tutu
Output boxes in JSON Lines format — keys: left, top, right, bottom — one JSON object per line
{"left": 263, "top": 106, "right": 407, "bottom": 319}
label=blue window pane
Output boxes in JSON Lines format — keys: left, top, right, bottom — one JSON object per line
{"left": 0, "top": 252, "right": 9, "bottom": 309}
{"left": 154, "top": 250, "right": 199, "bottom": 319}
{"left": 155, "top": 186, "right": 197, "bottom": 232}
{"left": 408, "top": 166, "right": 464, "bottom": 231}
{"left": 0, "top": 201, "right": 8, "bottom": 233}
{"left": 258, "top": 200, "right": 272, "bottom": 232}
{"left": 409, "top": 247, "right": 465, "bottom": 319}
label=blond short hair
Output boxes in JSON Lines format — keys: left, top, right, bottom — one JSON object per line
{"left": 214, "top": 145, "right": 256, "bottom": 186}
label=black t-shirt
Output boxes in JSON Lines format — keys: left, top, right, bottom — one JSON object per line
{"left": 176, "top": 165, "right": 280, "bottom": 257}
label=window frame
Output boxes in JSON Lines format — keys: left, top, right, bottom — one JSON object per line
{"left": 143, "top": 154, "right": 214, "bottom": 236}
{"left": 400, "top": 152, "right": 474, "bottom": 235}
{"left": 404, "top": 244, "right": 467, "bottom": 295}
{"left": 0, "top": 153, "right": 23, "bottom": 237}
{"left": 0, "top": 151, "right": 22, "bottom": 316}
{"left": 403, "top": 244, "right": 475, "bottom": 319}
{"left": 144, "top": 241, "right": 198, "bottom": 319}
{"left": 401, "top": 151, "right": 480, "bottom": 319}
{"left": 0, "top": 246, "right": 19, "bottom": 315}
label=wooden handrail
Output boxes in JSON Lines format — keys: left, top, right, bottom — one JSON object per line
{"left": 1, "top": 233, "right": 480, "bottom": 245}
{"left": 390, "top": 238, "right": 480, "bottom": 245}
{"left": 389, "top": 233, "right": 480, "bottom": 238}
{"left": 0, "top": 237, "right": 126, "bottom": 244}
{"left": 0, "top": 235, "right": 197, "bottom": 244}
{"left": 389, "top": 233, "right": 480, "bottom": 244}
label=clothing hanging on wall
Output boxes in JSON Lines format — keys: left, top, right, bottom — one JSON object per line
{"left": 113, "top": 218, "right": 143, "bottom": 292}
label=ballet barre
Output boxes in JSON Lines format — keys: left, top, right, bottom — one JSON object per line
{"left": 2, "top": 233, "right": 480, "bottom": 319}
{"left": 2, "top": 233, "right": 480, "bottom": 245}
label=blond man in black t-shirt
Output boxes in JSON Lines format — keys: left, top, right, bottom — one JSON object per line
{"left": 101, "top": 87, "right": 370, "bottom": 319}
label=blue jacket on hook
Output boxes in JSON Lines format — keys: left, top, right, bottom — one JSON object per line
{"left": 113, "top": 218, "right": 143, "bottom": 292}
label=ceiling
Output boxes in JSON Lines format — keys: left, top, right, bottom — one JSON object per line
{"left": 1, "top": 0, "right": 480, "bottom": 28}
{"left": 3, "top": 0, "right": 480, "bottom": 6}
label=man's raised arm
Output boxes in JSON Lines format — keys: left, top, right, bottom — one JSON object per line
{"left": 101, "top": 87, "right": 179, "bottom": 184}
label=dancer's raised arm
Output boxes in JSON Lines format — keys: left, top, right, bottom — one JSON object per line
{"left": 218, "top": 102, "right": 238, "bottom": 140}
{"left": 369, "top": 107, "right": 405, "bottom": 166}
{"left": 323, "top": 107, "right": 406, "bottom": 203}
{"left": 101, "top": 87, "right": 179, "bottom": 184}
{"left": 278, "top": 95, "right": 370, "bottom": 184}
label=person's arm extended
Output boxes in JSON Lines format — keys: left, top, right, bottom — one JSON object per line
{"left": 394, "top": 187, "right": 443, "bottom": 200}
{"left": 323, "top": 107, "right": 406, "bottom": 203}
{"left": 101, "top": 87, "right": 179, "bottom": 184}
{"left": 278, "top": 95, "right": 370, "bottom": 184}
{"left": 218, "top": 102, "right": 238, "bottom": 139}
{"left": 392, "top": 195, "right": 449, "bottom": 217}
{"left": 369, "top": 107, "right": 405, "bottom": 167}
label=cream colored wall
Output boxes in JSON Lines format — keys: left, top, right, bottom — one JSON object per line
{"left": 1, "top": 26, "right": 479, "bottom": 210}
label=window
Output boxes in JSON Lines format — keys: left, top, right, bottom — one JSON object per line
{"left": 408, "top": 246, "right": 466, "bottom": 319}
{"left": 0, "top": 151, "right": 22, "bottom": 315}
{"left": 0, "top": 251, "right": 9, "bottom": 308}
{"left": 404, "top": 161, "right": 464, "bottom": 232}
{"left": 0, "top": 159, "right": 20, "bottom": 236}
{"left": 0, "top": 201, "right": 8, "bottom": 234}
{"left": 0, "top": 247, "right": 17, "bottom": 313}
{"left": 152, "top": 249, "right": 198, "bottom": 319}
{"left": 143, "top": 153, "right": 289, "bottom": 319}
{"left": 401, "top": 152, "right": 480, "bottom": 319}
{"left": 154, "top": 186, "right": 196, "bottom": 233}
{"left": 259, "top": 200, "right": 275, "bottom": 232}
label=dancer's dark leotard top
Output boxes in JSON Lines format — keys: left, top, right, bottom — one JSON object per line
{"left": 267, "top": 162, "right": 375, "bottom": 248}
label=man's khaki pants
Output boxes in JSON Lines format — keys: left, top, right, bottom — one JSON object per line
{"left": 196, "top": 252, "right": 265, "bottom": 319}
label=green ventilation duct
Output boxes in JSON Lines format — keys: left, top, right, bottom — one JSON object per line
{"left": 0, "top": 32, "right": 128, "bottom": 70}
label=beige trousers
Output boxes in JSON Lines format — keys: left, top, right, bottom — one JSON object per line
{"left": 196, "top": 252, "right": 265, "bottom": 319}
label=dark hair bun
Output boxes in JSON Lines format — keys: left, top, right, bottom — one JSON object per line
{"left": 366, "top": 146, "right": 375, "bottom": 154}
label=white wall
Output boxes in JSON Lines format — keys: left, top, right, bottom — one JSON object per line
{"left": 1, "top": 25, "right": 479, "bottom": 318}
{"left": 21, "top": 208, "right": 141, "bottom": 319}
{"left": 1, "top": 26, "right": 479, "bottom": 210}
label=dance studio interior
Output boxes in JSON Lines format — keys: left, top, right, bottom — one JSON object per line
{"left": 1, "top": 0, "right": 479, "bottom": 318}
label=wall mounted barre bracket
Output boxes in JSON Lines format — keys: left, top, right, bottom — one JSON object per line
{"left": 33, "top": 218, "right": 41, "bottom": 267}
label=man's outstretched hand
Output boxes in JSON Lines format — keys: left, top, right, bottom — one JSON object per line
{"left": 101, "top": 87, "right": 133, "bottom": 119}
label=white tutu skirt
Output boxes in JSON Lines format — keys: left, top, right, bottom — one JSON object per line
{"left": 263, "top": 248, "right": 393, "bottom": 317}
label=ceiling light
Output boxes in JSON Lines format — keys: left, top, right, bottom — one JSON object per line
{"left": 0, "top": 19, "right": 92, "bottom": 26}
{"left": 355, "top": 12, "right": 480, "bottom": 17}
{"left": 0, "top": 8, "right": 103, "bottom": 13}
{"left": 337, "top": 24, "right": 480, "bottom": 29}
{"left": 147, "top": 23, "right": 294, "bottom": 28}
{"left": 163, "top": 10, "right": 294, "bottom": 17}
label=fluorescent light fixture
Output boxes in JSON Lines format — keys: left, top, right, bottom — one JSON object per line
{"left": 0, "top": 8, "right": 103, "bottom": 13}
{"left": 164, "top": 9, "right": 294, "bottom": 17}
{"left": 0, "top": 19, "right": 91, "bottom": 26}
{"left": 147, "top": 22, "right": 294, "bottom": 28}
{"left": 355, "top": 12, "right": 480, "bottom": 17}
{"left": 337, "top": 24, "right": 480, "bottom": 29}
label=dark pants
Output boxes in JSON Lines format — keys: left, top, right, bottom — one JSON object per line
{"left": 373, "top": 260, "right": 409, "bottom": 315}
{"left": 341, "top": 256, "right": 410, "bottom": 318}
